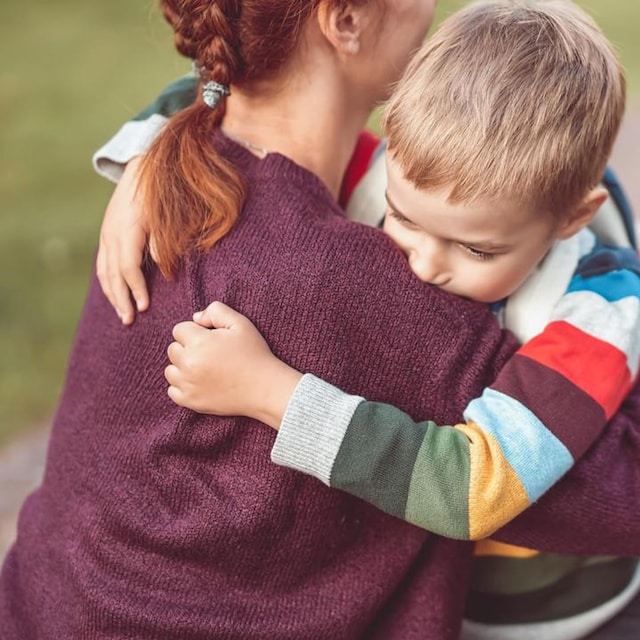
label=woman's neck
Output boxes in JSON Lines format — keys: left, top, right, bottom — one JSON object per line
{"left": 222, "top": 69, "right": 372, "bottom": 199}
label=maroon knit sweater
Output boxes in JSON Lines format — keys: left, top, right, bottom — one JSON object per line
{"left": 1, "top": 138, "right": 639, "bottom": 640}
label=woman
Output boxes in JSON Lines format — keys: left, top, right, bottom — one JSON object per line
{"left": 1, "top": 1, "right": 639, "bottom": 639}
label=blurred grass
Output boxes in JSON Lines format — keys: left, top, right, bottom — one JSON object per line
{"left": 0, "top": 0, "right": 180, "bottom": 442}
{"left": 0, "top": 0, "right": 638, "bottom": 443}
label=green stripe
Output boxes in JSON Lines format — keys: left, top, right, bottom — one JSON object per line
{"left": 133, "top": 74, "right": 198, "bottom": 122}
{"left": 405, "top": 424, "right": 470, "bottom": 538}
{"left": 466, "top": 556, "right": 639, "bottom": 624}
{"left": 331, "top": 402, "right": 429, "bottom": 520}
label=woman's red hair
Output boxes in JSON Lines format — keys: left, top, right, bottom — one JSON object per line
{"left": 140, "top": 0, "right": 344, "bottom": 277}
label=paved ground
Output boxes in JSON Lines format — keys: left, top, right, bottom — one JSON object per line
{"left": 0, "top": 109, "right": 638, "bottom": 562}
{"left": 0, "top": 426, "right": 47, "bottom": 558}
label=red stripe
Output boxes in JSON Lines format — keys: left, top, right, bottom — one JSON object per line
{"left": 492, "top": 354, "right": 605, "bottom": 459}
{"left": 517, "top": 321, "right": 631, "bottom": 418}
{"left": 339, "top": 129, "right": 381, "bottom": 208}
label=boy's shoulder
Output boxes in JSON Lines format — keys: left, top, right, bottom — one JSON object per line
{"left": 577, "top": 240, "right": 640, "bottom": 280}
{"left": 133, "top": 74, "right": 198, "bottom": 122}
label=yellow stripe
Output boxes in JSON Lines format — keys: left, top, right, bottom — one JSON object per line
{"left": 456, "top": 420, "right": 530, "bottom": 539}
{"left": 474, "top": 539, "right": 540, "bottom": 558}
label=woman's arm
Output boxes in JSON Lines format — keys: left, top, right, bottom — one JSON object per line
{"left": 166, "top": 246, "right": 640, "bottom": 540}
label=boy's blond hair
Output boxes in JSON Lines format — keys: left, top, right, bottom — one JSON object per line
{"left": 384, "top": 0, "right": 625, "bottom": 216}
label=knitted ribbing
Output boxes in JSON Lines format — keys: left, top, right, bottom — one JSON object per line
{"left": 0, "top": 137, "right": 542, "bottom": 640}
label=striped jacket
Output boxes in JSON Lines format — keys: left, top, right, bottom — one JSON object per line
{"left": 271, "top": 227, "right": 640, "bottom": 540}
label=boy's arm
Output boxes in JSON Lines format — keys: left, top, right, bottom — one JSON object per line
{"left": 270, "top": 243, "right": 640, "bottom": 540}
{"left": 166, "top": 241, "right": 639, "bottom": 542}
{"left": 93, "top": 74, "right": 198, "bottom": 323}
{"left": 96, "top": 156, "right": 150, "bottom": 322}
{"left": 93, "top": 73, "right": 198, "bottom": 183}
{"left": 494, "top": 378, "right": 640, "bottom": 556}
{"left": 93, "top": 73, "right": 379, "bottom": 323}
{"left": 496, "top": 239, "right": 640, "bottom": 554}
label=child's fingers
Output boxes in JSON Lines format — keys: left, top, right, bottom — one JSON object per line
{"left": 166, "top": 380, "right": 186, "bottom": 407}
{"left": 120, "top": 248, "right": 149, "bottom": 314}
{"left": 110, "top": 265, "right": 136, "bottom": 326}
{"left": 166, "top": 341, "right": 184, "bottom": 366}
{"left": 96, "top": 245, "right": 116, "bottom": 316}
{"left": 164, "top": 363, "right": 181, "bottom": 387}
{"left": 193, "top": 301, "right": 247, "bottom": 330}
{"left": 172, "top": 321, "right": 208, "bottom": 345}
{"left": 97, "top": 243, "right": 135, "bottom": 325}
{"left": 149, "top": 234, "right": 159, "bottom": 264}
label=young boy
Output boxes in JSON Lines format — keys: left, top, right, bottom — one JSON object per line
{"left": 160, "top": 2, "right": 640, "bottom": 639}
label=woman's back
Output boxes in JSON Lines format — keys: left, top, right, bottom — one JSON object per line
{"left": 0, "top": 138, "right": 515, "bottom": 639}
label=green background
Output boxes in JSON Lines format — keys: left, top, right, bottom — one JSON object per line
{"left": 1, "top": 0, "right": 638, "bottom": 442}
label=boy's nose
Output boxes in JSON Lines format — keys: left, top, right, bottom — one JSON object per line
{"left": 409, "top": 244, "right": 449, "bottom": 285}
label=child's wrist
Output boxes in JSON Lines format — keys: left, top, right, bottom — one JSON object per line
{"left": 252, "top": 361, "right": 303, "bottom": 431}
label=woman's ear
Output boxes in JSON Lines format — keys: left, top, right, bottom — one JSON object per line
{"left": 556, "top": 187, "right": 609, "bottom": 239}
{"left": 317, "top": 1, "right": 367, "bottom": 56}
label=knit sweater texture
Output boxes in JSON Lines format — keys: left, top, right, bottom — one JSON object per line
{"left": 1, "top": 137, "right": 638, "bottom": 639}
{"left": 271, "top": 229, "right": 640, "bottom": 541}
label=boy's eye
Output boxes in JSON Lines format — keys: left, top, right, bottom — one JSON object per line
{"left": 387, "top": 209, "right": 418, "bottom": 229}
{"left": 462, "top": 245, "right": 495, "bottom": 261}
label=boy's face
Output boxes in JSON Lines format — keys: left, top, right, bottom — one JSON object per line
{"left": 383, "top": 155, "right": 563, "bottom": 303}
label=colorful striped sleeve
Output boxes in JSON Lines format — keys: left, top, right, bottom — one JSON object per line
{"left": 271, "top": 243, "right": 640, "bottom": 540}
{"left": 93, "top": 74, "right": 197, "bottom": 183}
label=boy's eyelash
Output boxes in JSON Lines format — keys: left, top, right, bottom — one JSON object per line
{"left": 387, "top": 209, "right": 415, "bottom": 227}
{"left": 386, "top": 209, "right": 497, "bottom": 262}
{"left": 462, "top": 245, "right": 495, "bottom": 261}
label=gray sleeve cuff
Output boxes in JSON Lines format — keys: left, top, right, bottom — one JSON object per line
{"left": 270, "top": 374, "right": 364, "bottom": 485}
{"left": 91, "top": 114, "right": 168, "bottom": 183}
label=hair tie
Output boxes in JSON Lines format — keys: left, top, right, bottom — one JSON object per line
{"left": 202, "top": 80, "right": 231, "bottom": 109}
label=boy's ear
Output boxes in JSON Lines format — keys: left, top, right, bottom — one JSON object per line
{"left": 555, "top": 187, "right": 609, "bottom": 239}
{"left": 316, "top": 1, "right": 365, "bottom": 55}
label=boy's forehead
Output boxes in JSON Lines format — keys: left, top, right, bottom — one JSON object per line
{"left": 386, "top": 153, "right": 548, "bottom": 223}
{"left": 385, "top": 153, "right": 450, "bottom": 207}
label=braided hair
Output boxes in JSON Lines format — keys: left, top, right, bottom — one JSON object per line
{"left": 141, "top": 0, "right": 351, "bottom": 276}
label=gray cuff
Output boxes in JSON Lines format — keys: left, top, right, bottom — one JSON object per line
{"left": 270, "top": 374, "right": 364, "bottom": 485}
{"left": 91, "top": 114, "right": 168, "bottom": 183}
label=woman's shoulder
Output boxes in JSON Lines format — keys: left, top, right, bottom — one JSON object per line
{"left": 220, "top": 150, "right": 505, "bottom": 343}
{"left": 244, "top": 157, "right": 401, "bottom": 265}
{"left": 242, "top": 161, "right": 495, "bottom": 322}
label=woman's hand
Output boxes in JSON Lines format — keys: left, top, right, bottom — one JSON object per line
{"left": 165, "top": 302, "right": 303, "bottom": 429}
{"left": 96, "top": 156, "right": 151, "bottom": 325}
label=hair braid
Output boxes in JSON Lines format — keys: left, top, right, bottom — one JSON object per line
{"left": 140, "top": 0, "right": 327, "bottom": 276}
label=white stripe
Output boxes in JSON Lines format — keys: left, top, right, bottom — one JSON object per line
{"left": 344, "top": 149, "right": 388, "bottom": 227}
{"left": 504, "top": 235, "right": 581, "bottom": 342}
{"left": 461, "top": 561, "right": 640, "bottom": 640}
{"left": 271, "top": 374, "right": 364, "bottom": 485}
{"left": 552, "top": 291, "right": 640, "bottom": 377}
{"left": 590, "top": 195, "right": 634, "bottom": 249}
{"left": 92, "top": 114, "right": 169, "bottom": 183}
{"left": 503, "top": 229, "right": 596, "bottom": 343}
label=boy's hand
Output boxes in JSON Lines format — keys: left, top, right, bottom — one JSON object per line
{"left": 96, "top": 155, "right": 151, "bottom": 326}
{"left": 165, "top": 302, "right": 302, "bottom": 429}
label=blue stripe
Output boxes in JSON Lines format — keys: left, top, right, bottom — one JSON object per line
{"left": 567, "top": 270, "right": 640, "bottom": 302}
{"left": 603, "top": 166, "right": 637, "bottom": 250}
{"left": 463, "top": 388, "right": 573, "bottom": 502}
